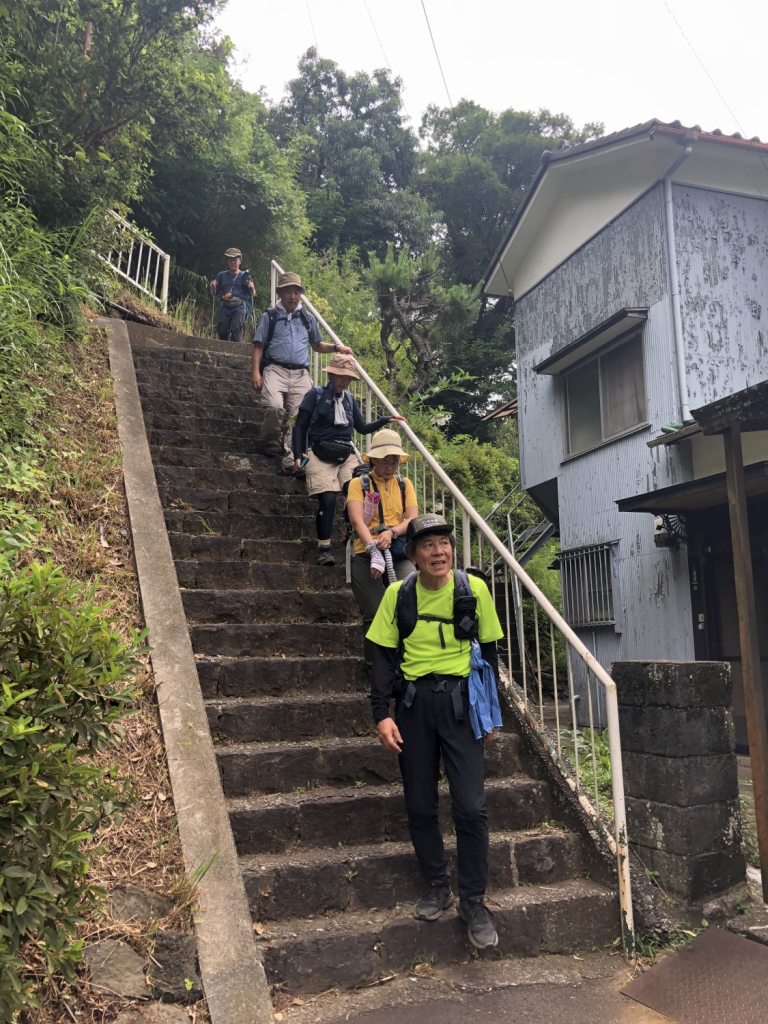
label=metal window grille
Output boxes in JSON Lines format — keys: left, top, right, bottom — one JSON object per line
{"left": 559, "top": 542, "right": 616, "bottom": 627}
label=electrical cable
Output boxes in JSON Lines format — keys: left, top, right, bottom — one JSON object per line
{"left": 305, "top": 0, "right": 319, "bottom": 51}
{"left": 419, "top": 0, "right": 514, "bottom": 296}
{"left": 660, "top": 0, "right": 768, "bottom": 189}
{"left": 362, "top": 0, "right": 414, "bottom": 129}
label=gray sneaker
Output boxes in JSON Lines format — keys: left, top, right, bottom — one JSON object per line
{"left": 316, "top": 547, "right": 335, "bottom": 567}
{"left": 458, "top": 899, "right": 498, "bottom": 949}
{"left": 414, "top": 883, "right": 455, "bottom": 922}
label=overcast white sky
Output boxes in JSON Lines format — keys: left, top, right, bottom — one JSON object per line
{"left": 215, "top": 0, "right": 767, "bottom": 143}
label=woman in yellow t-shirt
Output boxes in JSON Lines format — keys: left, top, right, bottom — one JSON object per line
{"left": 346, "top": 428, "right": 419, "bottom": 665}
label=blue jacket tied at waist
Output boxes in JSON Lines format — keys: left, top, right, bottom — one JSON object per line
{"left": 468, "top": 640, "right": 503, "bottom": 741}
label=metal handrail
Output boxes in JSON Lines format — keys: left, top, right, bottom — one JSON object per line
{"left": 102, "top": 210, "right": 171, "bottom": 312}
{"left": 269, "top": 259, "right": 635, "bottom": 958}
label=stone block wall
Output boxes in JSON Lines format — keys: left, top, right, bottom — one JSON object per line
{"left": 613, "top": 661, "right": 745, "bottom": 902}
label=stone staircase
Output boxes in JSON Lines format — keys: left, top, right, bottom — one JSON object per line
{"left": 129, "top": 326, "right": 619, "bottom": 998}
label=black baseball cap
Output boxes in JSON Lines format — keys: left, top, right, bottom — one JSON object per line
{"left": 406, "top": 514, "right": 454, "bottom": 543}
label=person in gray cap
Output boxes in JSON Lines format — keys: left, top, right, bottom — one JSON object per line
{"left": 367, "top": 514, "right": 504, "bottom": 951}
{"left": 252, "top": 271, "right": 354, "bottom": 475}
{"left": 209, "top": 248, "right": 255, "bottom": 343}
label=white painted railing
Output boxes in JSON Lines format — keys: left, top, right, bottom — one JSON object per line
{"left": 270, "top": 258, "right": 636, "bottom": 958}
{"left": 103, "top": 210, "right": 170, "bottom": 312}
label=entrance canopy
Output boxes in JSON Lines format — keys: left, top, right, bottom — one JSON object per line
{"left": 616, "top": 461, "right": 768, "bottom": 514}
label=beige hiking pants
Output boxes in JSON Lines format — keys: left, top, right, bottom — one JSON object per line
{"left": 259, "top": 364, "right": 313, "bottom": 469}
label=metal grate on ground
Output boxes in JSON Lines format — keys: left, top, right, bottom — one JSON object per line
{"left": 623, "top": 926, "right": 768, "bottom": 1024}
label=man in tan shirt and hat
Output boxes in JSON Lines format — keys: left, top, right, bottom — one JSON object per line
{"left": 252, "top": 272, "right": 353, "bottom": 475}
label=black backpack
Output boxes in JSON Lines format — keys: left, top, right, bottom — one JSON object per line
{"left": 341, "top": 464, "right": 406, "bottom": 542}
{"left": 261, "top": 306, "right": 314, "bottom": 364}
{"left": 394, "top": 568, "right": 479, "bottom": 650}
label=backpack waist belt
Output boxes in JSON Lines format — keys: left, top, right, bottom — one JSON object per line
{"left": 401, "top": 674, "right": 467, "bottom": 720}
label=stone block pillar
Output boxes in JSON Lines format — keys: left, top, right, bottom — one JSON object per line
{"left": 613, "top": 661, "right": 745, "bottom": 902}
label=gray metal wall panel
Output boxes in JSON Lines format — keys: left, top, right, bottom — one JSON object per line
{"left": 515, "top": 186, "right": 697, "bottom": 722}
{"left": 674, "top": 184, "right": 768, "bottom": 407}
{"left": 516, "top": 184, "right": 667, "bottom": 360}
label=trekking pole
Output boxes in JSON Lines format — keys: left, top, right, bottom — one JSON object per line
{"left": 210, "top": 292, "right": 216, "bottom": 341}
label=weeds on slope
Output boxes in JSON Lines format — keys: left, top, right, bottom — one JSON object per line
{"left": 4, "top": 330, "right": 210, "bottom": 1023}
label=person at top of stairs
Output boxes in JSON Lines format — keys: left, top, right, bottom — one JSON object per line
{"left": 346, "top": 428, "right": 419, "bottom": 663}
{"left": 367, "top": 514, "right": 505, "bottom": 951}
{"left": 292, "top": 354, "right": 406, "bottom": 567}
{"left": 209, "top": 247, "right": 255, "bottom": 343}
{"left": 252, "top": 271, "right": 354, "bottom": 474}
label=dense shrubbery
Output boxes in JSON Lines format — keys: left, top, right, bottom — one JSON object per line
{"left": 0, "top": 455, "right": 143, "bottom": 1019}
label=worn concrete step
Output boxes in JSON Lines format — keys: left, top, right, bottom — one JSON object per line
{"left": 139, "top": 381, "right": 256, "bottom": 406}
{"left": 217, "top": 733, "right": 522, "bottom": 798}
{"left": 182, "top": 588, "right": 358, "bottom": 625}
{"left": 134, "top": 361, "right": 246, "bottom": 383}
{"left": 259, "top": 878, "right": 618, "bottom": 994}
{"left": 164, "top": 510, "right": 316, "bottom": 541}
{"left": 133, "top": 346, "right": 249, "bottom": 370}
{"left": 228, "top": 775, "right": 544, "bottom": 854}
{"left": 196, "top": 655, "right": 366, "bottom": 699}
{"left": 150, "top": 429, "right": 262, "bottom": 452}
{"left": 147, "top": 414, "right": 265, "bottom": 438}
{"left": 143, "top": 395, "right": 264, "bottom": 419}
{"left": 177, "top": 560, "right": 346, "bottom": 592}
{"left": 159, "top": 486, "right": 316, "bottom": 518}
{"left": 156, "top": 464, "right": 303, "bottom": 494}
{"left": 207, "top": 693, "right": 372, "bottom": 743}
{"left": 190, "top": 621, "right": 363, "bottom": 659}
{"left": 170, "top": 533, "right": 346, "bottom": 566}
{"left": 150, "top": 447, "right": 274, "bottom": 471}
{"left": 242, "top": 829, "right": 583, "bottom": 921}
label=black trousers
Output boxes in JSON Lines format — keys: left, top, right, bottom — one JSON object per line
{"left": 217, "top": 305, "right": 246, "bottom": 342}
{"left": 396, "top": 682, "right": 488, "bottom": 901}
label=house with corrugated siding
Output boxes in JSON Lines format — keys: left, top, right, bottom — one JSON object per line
{"left": 483, "top": 120, "right": 768, "bottom": 747}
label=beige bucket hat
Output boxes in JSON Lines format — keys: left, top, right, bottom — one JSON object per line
{"left": 323, "top": 352, "right": 360, "bottom": 379}
{"left": 362, "top": 427, "right": 409, "bottom": 463}
{"left": 223, "top": 247, "right": 242, "bottom": 258}
{"left": 276, "top": 271, "right": 304, "bottom": 292}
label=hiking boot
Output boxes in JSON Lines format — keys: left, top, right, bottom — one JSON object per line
{"left": 414, "top": 883, "right": 455, "bottom": 922}
{"left": 316, "top": 547, "right": 335, "bottom": 566}
{"left": 265, "top": 442, "right": 282, "bottom": 458}
{"left": 279, "top": 465, "right": 305, "bottom": 479}
{"left": 458, "top": 899, "right": 498, "bottom": 950}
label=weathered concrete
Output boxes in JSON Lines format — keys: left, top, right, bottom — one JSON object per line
{"left": 84, "top": 939, "right": 148, "bottom": 999}
{"left": 615, "top": 660, "right": 745, "bottom": 902}
{"left": 103, "top": 317, "right": 273, "bottom": 1024}
{"left": 108, "top": 884, "right": 174, "bottom": 925}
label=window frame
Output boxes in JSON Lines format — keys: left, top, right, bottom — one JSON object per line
{"left": 558, "top": 540, "right": 623, "bottom": 633}
{"left": 561, "top": 326, "right": 649, "bottom": 459}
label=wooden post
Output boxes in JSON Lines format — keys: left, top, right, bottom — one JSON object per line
{"left": 723, "top": 421, "right": 768, "bottom": 901}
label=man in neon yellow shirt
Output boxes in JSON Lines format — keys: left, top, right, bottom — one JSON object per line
{"left": 367, "top": 514, "right": 504, "bottom": 950}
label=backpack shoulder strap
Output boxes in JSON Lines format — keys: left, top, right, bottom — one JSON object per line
{"left": 307, "top": 384, "right": 327, "bottom": 436}
{"left": 453, "top": 568, "right": 471, "bottom": 598}
{"left": 395, "top": 475, "right": 407, "bottom": 512}
{"left": 264, "top": 307, "right": 278, "bottom": 348}
{"left": 394, "top": 573, "right": 419, "bottom": 639}
{"left": 298, "top": 309, "right": 313, "bottom": 332}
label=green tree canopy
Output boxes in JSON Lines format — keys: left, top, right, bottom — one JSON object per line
{"left": 134, "top": 88, "right": 309, "bottom": 295}
{"left": 5, "top": 0, "right": 232, "bottom": 223}
{"left": 268, "top": 48, "right": 434, "bottom": 257}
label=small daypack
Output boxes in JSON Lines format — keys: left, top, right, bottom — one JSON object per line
{"left": 394, "top": 568, "right": 479, "bottom": 649}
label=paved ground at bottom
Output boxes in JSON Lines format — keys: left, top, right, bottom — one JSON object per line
{"left": 278, "top": 952, "right": 672, "bottom": 1024}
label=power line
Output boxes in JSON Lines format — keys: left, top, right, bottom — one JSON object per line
{"left": 362, "top": 0, "right": 413, "bottom": 126}
{"left": 305, "top": 0, "right": 319, "bottom": 51}
{"left": 660, "top": 0, "right": 768, "bottom": 189}
{"left": 660, "top": 0, "right": 743, "bottom": 135}
{"left": 419, "top": 0, "right": 513, "bottom": 297}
